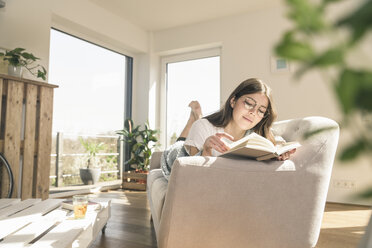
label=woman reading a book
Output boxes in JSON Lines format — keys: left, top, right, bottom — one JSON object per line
{"left": 161, "top": 78, "right": 296, "bottom": 179}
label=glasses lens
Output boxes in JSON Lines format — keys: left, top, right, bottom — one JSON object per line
{"left": 258, "top": 107, "right": 268, "bottom": 118}
{"left": 244, "top": 99, "right": 256, "bottom": 110}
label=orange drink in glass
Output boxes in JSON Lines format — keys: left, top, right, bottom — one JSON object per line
{"left": 73, "top": 195, "right": 88, "bottom": 219}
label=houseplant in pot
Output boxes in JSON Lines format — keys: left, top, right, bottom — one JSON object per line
{"left": 0, "top": 47, "right": 47, "bottom": 80}
{"left": 116, "top": 119, "right": 158, "bottom": 189}
{"left": 79, "top": 137, "right": 106, "bottom": 185}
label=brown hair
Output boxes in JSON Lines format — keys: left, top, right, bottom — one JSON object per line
{"left": 205, "top": 78, "right": 277, "bottom": 143}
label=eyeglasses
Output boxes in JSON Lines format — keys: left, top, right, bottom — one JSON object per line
{"left": 243, "top": 97, "right": 269, "bottom": 118}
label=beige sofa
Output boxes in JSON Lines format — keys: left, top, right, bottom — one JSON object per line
{"left": 147, "top": 116, "right": 339, "bottom": 248}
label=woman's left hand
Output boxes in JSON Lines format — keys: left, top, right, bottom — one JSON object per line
{"left": 277, "top": 148, "right": 296, "bottom": 161}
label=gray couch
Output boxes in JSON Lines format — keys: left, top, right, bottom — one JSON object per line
{"left": 147, "top": 116, "right": 339, "bottom": 248}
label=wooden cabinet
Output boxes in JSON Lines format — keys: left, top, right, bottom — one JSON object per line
{"left": 0, "top": 74, "right": 58, "bottom": 199}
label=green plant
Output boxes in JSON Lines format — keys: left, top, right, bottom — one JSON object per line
{"left": 79, "top": 137, "right": 106, "bottom": 169}
{"left": 116, "top": 119, "right": 159, "bottom": 171}
{"left": 275, "top": 0, "right": 372, "bottom": 198}
{"left": 0, "top": 47, "right": 47, "bottom": 80}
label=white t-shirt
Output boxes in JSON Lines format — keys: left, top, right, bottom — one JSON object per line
{"left": 184, "top": 119, "right": 253, "bottom": 156}
{"left": 184, "top": 119, "right": 224, "bottom": 156}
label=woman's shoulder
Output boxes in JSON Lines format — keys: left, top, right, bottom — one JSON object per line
{"left": 193, "top": 118, "right": 215, "bottom": 129}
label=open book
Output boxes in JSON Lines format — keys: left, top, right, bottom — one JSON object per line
{"left": 220, "top": 132, "right": 301, "bottom": 161}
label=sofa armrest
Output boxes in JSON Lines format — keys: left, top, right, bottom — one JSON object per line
{"left": 150, "top": 151, "right": 163, "bottom": 171}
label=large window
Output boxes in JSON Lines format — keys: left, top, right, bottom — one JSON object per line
{"left": 49, "top": 29, "right": 132, "bottom": 135}
{"left": 48, "top": 29, "right": 132, "bottom": 186}
{"left": 162, "top": 49, "right": 220, "bottom": 147}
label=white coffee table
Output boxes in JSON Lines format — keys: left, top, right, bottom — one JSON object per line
{"left": 0, "top": 198, "right": 111, "bottom": 248}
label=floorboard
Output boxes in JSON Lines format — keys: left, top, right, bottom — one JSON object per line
{"left": 90, "top": 190, "right": 371, "bottom": 248}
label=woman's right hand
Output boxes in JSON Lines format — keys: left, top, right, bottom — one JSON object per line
{"left": 202, "top": 133, "right": 234, "bottom": 156}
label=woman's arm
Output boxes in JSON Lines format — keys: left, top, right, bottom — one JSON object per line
{"left": 186, "top": 133, "right": 233, "bottom": 156}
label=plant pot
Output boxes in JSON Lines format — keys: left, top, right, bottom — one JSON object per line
{"left": 79, "top": 168, "right": 101, "bottom": 185}
{"left": 8, "top": 65, "right": 22, "bottom": 77}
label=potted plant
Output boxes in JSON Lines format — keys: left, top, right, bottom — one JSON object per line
{"left": 0, "top": 47, "right": 47, "bottom": 80}
{"left": 116, "top": 119, "right": 158, "bottom": 189}
{"left": 79, "top": 137, "right": 106, "bottom": 185}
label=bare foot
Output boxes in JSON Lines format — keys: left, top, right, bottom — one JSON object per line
{"left": 178, "top": 101, "right": 203, "bottom": 139}
{"left": 188, "top": 101, "right": 202, "bottom": 121}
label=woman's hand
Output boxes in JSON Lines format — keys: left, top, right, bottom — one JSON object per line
{"left": 202, "top": 133, "right": 234, "bottom": 156}
{"left": 277, "top": 148, "right": 296, "bottom": 161}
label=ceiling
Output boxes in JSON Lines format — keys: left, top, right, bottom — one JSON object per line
{"left": 90, "top": 0, "right": 282, "bottom": 31}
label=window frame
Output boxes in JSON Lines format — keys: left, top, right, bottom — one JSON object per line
{"left": 160, "top": 48, "right": 221, "bottom": 148}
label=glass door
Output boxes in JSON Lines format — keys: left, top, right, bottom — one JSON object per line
{"left": 163, "top": 50, "right": 220, "bottom": 147}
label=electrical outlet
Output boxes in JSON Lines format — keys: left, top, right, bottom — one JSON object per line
{"left": 332, "top": 180, "right": 356, "bottom": 190}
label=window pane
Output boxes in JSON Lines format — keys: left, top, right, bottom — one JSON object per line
{"left": 166, "top": 56, "right": 220, "bottom": 146}
{"left": 49, "top": 29, "right": 126, "bottom": 134}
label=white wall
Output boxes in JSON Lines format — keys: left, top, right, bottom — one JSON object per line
{"left": 0, "top": 0, "right": 151, "bottom": 125}
{"left": 152, "top": 5, "right": 372, "bottom": 205}
{"left": 0, "top": 0, "right": 51, "bottom": 79}
{"left": 50, "top": 0, "right": 148, "bottom": 55}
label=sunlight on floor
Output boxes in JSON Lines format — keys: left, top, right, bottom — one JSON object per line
{"left": 322, "top": 210, "right": 372, "bottom": 229}
{"left": 111, "top": 197, "right": 131, "bottom": 205}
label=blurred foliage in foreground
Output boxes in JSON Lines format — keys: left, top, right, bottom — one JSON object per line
{"left": 276, "top": 0, "right": 372, "bottom": 198}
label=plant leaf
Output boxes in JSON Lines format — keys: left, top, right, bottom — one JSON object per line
{"left": 322, "top": 0, "right": 343, "bottom": 4}
{"left": 337, "top": 0, "right": 372, "bottom": 43}
{"left": 335, "top": 69, "right": 372, "bottom": 114}
{"left": 286, "top": 0, "right": 325, "bottom": 32}
{"left": 355, "top": 187, "right": 372, "bottom": 199}
{"left": 275, "top": 31, "right": 315, "bottom": 61}
{"left": 354, "top": 71, "right": 372, "bottom": 112}
{"left": 335, "top": 69, "right": 360, "bottom": 114}
{"left": 339, "top": 138, "right": 367, "bottom": 161}
{"left": 22, "top": 52, "right": 38, "bottom": 61}
{"left": 311, "top": 47, "right": 344, "bottom": 67}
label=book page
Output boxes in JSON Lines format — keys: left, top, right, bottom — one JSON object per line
{"left": 220, "top": 132, "right": 276, "bottom": 158}
{"left": 224, "top": 132, "right": 275, "bottom": 150}
{"left": 225, "top": 146, "right": 273, "bottom": 158}
{"left": 256, "top": 141, "right": 301, "bottom": 161}
{"left": 275, "top": 141, "right": 301, "bottom": 155}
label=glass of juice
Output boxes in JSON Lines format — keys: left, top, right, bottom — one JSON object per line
{"left": 73, "top": 195, "right": 88, "bottom": 219}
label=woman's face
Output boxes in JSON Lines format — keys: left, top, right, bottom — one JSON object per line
{"left": 230, "top": 92, "right": 269, "bottom": 131}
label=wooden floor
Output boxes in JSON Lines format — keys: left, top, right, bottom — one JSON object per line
{"left": 90, "top": 190, "right": 371, "bottom": 248}
{"left": 91, "top": 190, "right": 157, "bottom": 248}
{"left": 317, "top": 202, "right": 371, "bottom": 248}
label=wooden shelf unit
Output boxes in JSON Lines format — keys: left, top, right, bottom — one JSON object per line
{"left": 0, "top": 74, "right": 58, "bottom": 199}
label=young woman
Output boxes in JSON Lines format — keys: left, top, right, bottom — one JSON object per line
{"left": 161, "top": 78, "right": 295, "bottom": 179}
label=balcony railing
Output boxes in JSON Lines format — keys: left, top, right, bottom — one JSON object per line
{"left": 50, "top": 132, "right": 123, "bottom": 187}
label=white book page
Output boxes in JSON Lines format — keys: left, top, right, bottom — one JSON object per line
{"left": 222, "top": 132, "right": 275, "bottom": 150}
{"left": 275, "top": 142, "right": 301, "bottom": 155}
